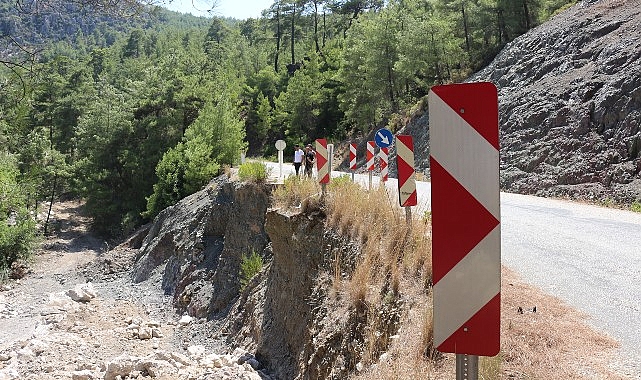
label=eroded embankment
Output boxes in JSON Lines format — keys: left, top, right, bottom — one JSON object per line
{"left": 131, "top": 176, "right": 408, "bottom": 380}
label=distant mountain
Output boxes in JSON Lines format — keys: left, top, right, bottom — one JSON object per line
{"left": 0, "top": 0, "right": 210, "bottom": 58}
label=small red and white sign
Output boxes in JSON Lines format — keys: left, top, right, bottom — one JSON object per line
{"left": 395, "top": 135, "right": 417, "bottom": 207}
{"left": 350, "top": 143, "right": 357, "bottom": 170}
{"left": 379, "top": 147, "right": 389, "bottom": 182}
{"left": 366, "top": 141, "right": 375, "bottom": 171}
{"left": 316, "top": 139, "right": 330, "bottom": 184}
{"left": 429, "top": 82, "right": 500, "bottom": 357}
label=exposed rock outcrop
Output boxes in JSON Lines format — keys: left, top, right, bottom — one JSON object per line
{"left": 365, "top": 0, "right": 641, "bottom": 205}
{"left": 223, "top": 207, "right": 401, "bottom": 380}
{"left": 472, "top": 0, "right": 641, "bottom": 203}
{"left": 132, "top": 176, "right": 271, "bottom": 317}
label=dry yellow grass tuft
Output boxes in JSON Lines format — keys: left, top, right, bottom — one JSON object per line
{"left": 325, "top": 180, "right": 433, "bottom": 303}
{"left": 271, "top": 175, "right": 320, "bottom": 211}
{"left": 273, "top": 175, "right": 627, "bottom": 379}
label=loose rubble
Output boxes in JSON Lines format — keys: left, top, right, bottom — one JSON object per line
{"left": 0, "top": 281, "right": 269, "bottom": 379}
{"left": 0, "top": 200, "right": 271, "bottom": 380}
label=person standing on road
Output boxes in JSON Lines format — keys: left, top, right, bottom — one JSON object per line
{"left": 293, "top": 145, "right": 304, "bottom": 176}
{"left": 304, "top": 144, "right": 315, "bottom": 178}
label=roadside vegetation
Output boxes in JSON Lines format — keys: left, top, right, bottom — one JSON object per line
{"left": 237, "top": 161, "right": 270, "bottom": 183}
{"left": 239, "top": 250, "right": 264, "bottom": 290}
{"left": 0, "top": 153, "right": 38, "bottom": 280}
{"left": 272, "top": 174, "right": 624, "bottom": 379}
{"left": 273, "top": 175, "right": 436, "bottom": 376}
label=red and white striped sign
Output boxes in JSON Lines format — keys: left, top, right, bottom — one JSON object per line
{"left": 350, "top": 143, "right": 357, "bottom": 170}
{"left": 429, "top": 82, "right": 500, "bottom": 356}
{"left": 366, "top": 141, "right": 375, "bottom": 171}
{"left": 395, "top": 135, "right": 417, "bottom": 207}
{"left": 379, "top": 147, "right": 389, "bottom": 182}
{"left": 316, "top": 139, "right": 329, "bottom": 184}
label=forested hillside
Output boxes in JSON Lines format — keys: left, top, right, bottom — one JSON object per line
{"left": 0, "top": 0, "right": 575, "bottom": 273}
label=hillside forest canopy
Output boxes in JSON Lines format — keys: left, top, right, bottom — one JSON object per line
{"left": 0, "top": 0, "right": 576, "bottom": 271}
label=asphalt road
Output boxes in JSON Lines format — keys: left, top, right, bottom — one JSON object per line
{"left": 266, "top": 162, "right": 641, "bottom": 376}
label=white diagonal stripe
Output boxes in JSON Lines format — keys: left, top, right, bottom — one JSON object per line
{"left": 429, "top": 91, "right": 500, "bottom": 220}
{"left": 396, "top": 138, "right": 414, "bottom": 169}
{"left": 433, "top": 225, "right": 501, "bottom": 348}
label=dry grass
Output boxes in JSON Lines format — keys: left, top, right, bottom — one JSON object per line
{"left": 351, "top": 267, "right": 629, "bottom": 380}
{"left": 500, "top": 267, "right": 626, "bottom": 379}
{"left": 272, "top": 176, "right": 628, "bottom": 379}
{"left": 271, "top": 175, "right": 320, "bottom": 211}
{"left": 324, "top": 180, "right": 433, "bottom": 308}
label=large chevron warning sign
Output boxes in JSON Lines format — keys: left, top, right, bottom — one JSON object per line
{"left": 429, "top": 82, "right": 501, "bottom": 356}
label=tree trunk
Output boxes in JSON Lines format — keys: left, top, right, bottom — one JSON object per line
{"left": 290, "top": 2, "right": 296, "bottom": 65}
{"left": 313, "top": 1, "right": 320, "bottom": 53}
{"left": 275, "top": 3, "right": 281, "bottom": 72}
{"left": 523, "top": 0, "right": 531, "bottom": 30}
{"left": 497, "top": 8, "right": 507, "bottom": 45}
{"left": 44, "top": 174, "right": 58, "bottom": 236}
{"left": 461, "top": 2, "right": 470, "bottom": 52}
{"left": 322, "top": 9, "right": 326, "bottom": 47}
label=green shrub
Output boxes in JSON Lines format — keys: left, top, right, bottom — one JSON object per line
{"left": 0, "top": 210, "right": 37, "bottom": 270}
{"left": 240, "top": 250, "right": 263, "bottom": 289}
{"left": 328, "top": 174, "right": 352, "bottom": 189}
{"left": 0, "top": 153, "right": 37, "bottom": 274}
{"left": 631, "top": 201, "right": 641, "bottom": 213}
{"left": 238, "top": 161, "right": 269, "bottom": 183}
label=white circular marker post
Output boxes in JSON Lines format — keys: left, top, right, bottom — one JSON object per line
{"left": 275, "top": 140, "right": 286, "bottom": 179}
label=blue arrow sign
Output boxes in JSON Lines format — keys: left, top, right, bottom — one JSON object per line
{"left": 375, "top": 128, "right": 394, "bottom": 148}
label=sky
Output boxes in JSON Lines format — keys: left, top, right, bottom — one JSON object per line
{"left": 163, "top": 0, "right": 274, "bottom": 19}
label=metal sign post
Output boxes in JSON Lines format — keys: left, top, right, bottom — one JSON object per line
{"left": 456, "top": 354, "right": 479, "bottom": 380}
{"left": 275, "top": 140, "right": 286, "bottom": 179}
{"left": 366, "top": 141, "right": 375, "bottom": 190}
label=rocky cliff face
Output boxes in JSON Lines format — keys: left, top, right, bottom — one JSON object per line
{"left": 388, "top": 0, "right": 641, "bottom": 204}
{"left": 472, "top": 0, "right": 641, "bottom": 203}
{"left": 132, "top": 176, "right": 271, "bottom": 317}
{"left": 223, "top": 207, "right": 398, "bottom": 380}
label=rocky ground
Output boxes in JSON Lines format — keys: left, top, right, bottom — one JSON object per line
{"left": 0, "top": 201, "right": 269, "bottom": 380}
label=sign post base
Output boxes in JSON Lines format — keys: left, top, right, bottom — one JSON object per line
{"left": 456, "top": 354, "right": 479, "bottom": 380}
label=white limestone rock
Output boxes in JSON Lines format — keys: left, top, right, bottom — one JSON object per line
{"left": 66, "top": 283, "right": 97, "bottom": 303}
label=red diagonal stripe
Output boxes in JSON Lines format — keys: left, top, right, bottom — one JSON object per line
{"left": 401, "top": 190, "right": 417, "bottom": 207}
{"left": 431, "top": 83, "right": 499, "bottom": 150}
{"left": 397, "top": 155, "right": 412, "bottom": 188}
{"left": 430, "top": 158, "right": 499, "bottom": 284}
{"left": 437, "top": 293, "right": 501, "bottom": 356}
